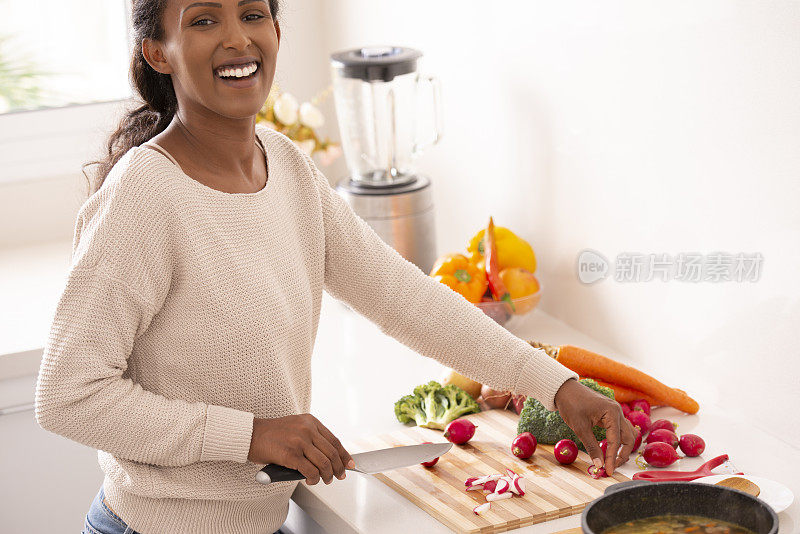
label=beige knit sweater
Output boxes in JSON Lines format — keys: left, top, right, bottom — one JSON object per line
{"left": 34, "top": 125, "right": 577, "bottom": 533}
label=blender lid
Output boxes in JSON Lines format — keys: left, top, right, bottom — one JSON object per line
{"left": 330, "top": 46, "right": 422, "bottom": 82}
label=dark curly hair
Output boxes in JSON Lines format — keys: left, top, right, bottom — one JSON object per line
{"left": 83, "top": 0, "right": 280, "bottom": 195}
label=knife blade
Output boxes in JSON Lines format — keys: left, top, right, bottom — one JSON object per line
{"left": 255, "top": 442, "right": 452, "bottom": 485}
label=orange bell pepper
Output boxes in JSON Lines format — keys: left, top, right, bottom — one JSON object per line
{"left": 429, "top": 253, "right": 488, "bottom": 303}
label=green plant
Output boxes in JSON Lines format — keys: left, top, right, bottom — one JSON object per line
{"left": 0, "top": 35, "right": 49, "bottom": 112}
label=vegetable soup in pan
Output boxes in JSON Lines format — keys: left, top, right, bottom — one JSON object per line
{"left": 602, "top": 514, "right": 756, "bottom": 534}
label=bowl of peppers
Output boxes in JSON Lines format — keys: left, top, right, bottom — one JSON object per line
{"left": 429, "top": 217, "right": 541, "bottom": 327}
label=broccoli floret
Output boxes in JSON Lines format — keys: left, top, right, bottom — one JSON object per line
{"left": 394, "top": 394, "right": 427, "bottom": 426}
{"left": 516, "top": 378, "right": 614, "bottom": 451}
{"left": 394, "top": 380, "right": 480, "bottom": 430}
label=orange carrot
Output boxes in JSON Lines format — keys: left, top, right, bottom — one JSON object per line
{"left": 558, "top": 345, "right": 699, "bottom": 414}
{"left": 579, "top": 376, "right": 660, "bottom": 405}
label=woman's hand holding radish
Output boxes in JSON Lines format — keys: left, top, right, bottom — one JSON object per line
{"left": 248, "top": 414, "right": 355, "bottom": 485}
{"left": 553, "top": 378, "right": 636, "bottom": 475}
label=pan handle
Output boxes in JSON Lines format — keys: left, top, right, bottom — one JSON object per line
{"left": 255, "top": 464, "right": 306, "bottom": 485}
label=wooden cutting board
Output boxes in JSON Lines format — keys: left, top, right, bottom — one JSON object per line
{"left": 344, "top": 409, "right": 627, "bottom": 534}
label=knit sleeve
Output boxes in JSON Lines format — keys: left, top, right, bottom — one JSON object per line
{"left": 35, "top": 169, "right": 254, "bottom": 466}
{"left": 306, "top": 156, "right": 578, "bottom": 410}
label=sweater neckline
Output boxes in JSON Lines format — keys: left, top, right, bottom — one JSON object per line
{"left": 140, "top": 131, "right": 272, "bottom": 198}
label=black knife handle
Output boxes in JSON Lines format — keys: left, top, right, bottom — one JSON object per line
{"left": 256, "top": 464, "right": 305, "bottom": 484}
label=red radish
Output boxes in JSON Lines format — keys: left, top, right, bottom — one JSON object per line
{"left": 599, "top": 439, "right": 608, "bottom": 458}
{"left": 646, "top": 429, "right": 679, "bottom": 449}
{"left": 511, "top": 394, "right": 527, "bottom": 414}
{"left": 642, "top": 442, "right": 679, "bottom": 467}
{"left": 511, "top": 432, "right": 537, "bottom": 459}
{"left": 495, "top": 478, "right": 510, "bottom": 494}
{"left": 506, "top": 468, "right": 519, "bottom": 478}
{"left": 630, "top": 399, "right": 651, "bottom": 415}
{"left": 465, "top": 477, "right": 479, "bottom": 486}
{"left": 483, "top": 479, "right": 497, "bottom": 493}
{"left": 650, "top": 419, "right": 677, "bottom": 433}
{"left": 512, "top": 477, "right": 526, "bottom": 496}
{"left": 620, "top": 402, "right": 632, "bottom": 418}
{"left": 444, "top": 418, "right": 476, "bottom": 445}
{"left": 587, "top": 465, "right": 608, "bottom": 479}
{"left": 486, "top": 491, "right": 513, "bottom": 502}
{"left": 473, "top": 502, "right": 490, "bottom": 515}
{"left": 632, "top": 426, "right": 643, "bottom": 452}
{"left": 554, "top": 439, "right": 579, "bottom": 464}
{"left": 471, "top": 474, "right": 499, "bottom": 486}
{"left": 420, "top": 442, "right": 440, "bottom": 467}
{"left": 466, "top": 485, "right": 483, "bottom": 491}
{"left": 679, "top": 434, "right": 706, "bottom": 457}
{"left": 626, "top": 410, "right": 652, "bottom": 435}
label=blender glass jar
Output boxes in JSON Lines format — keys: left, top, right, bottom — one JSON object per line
{"left": 331, "top": 46, "right": 441, "bottom": 185}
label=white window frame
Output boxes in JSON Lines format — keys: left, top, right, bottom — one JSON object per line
{"left": 0, "top": 99, "right": 134, "bottom": 186}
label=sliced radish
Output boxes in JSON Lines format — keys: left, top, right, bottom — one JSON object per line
{"left": 472, "top": 474, "right": 501, "bottom": 486}
{"left": 465, "top": 477, "right": 479, "bottom": 486}
{"left": 513, "top": 477, "right": 526, "bottom": 496}
{"left": 495, "top": 479, "right": 510, "bottom": 494}
{"left": 483, "top": 480, "right": 497, "bottom": 493}
{"left": 473, "top": 502, "right": 491, "bottom": 515}
{"left": 506, "top": 468, "right": 518, "bottom": 478}
{"left": 466, "top": 485, "right": 484, "bottom": 491}
{"left": 486, "top": 491, "right": 513, "bottom": 502}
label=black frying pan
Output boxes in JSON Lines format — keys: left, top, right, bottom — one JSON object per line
{"left": 581, "top": 480, "right": 778, "bottom": 533}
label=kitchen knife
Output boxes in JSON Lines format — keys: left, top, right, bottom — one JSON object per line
{"left": 255, "top": 442, "right": 452, "bottom": 485}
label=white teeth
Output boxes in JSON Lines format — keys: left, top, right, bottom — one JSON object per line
{"left": 216, "top": 62, "right": 258, "bottom": 79}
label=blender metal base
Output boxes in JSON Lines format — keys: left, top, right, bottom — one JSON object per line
{"left": 335, "top": 175, "right": 437, "bottom": 275}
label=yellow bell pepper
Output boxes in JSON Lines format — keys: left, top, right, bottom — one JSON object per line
{"left": 467, "top": 226, "right": 536, "bottom": 273}
{"left": 429, "top": 253, "right": 488, "bottom": 303}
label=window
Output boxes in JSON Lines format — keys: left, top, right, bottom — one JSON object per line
{"left": 0, "top": 0, "right": 133, "bottom": 191}
{"left": 0, "top": 0, "right": 131, "bottom": 114}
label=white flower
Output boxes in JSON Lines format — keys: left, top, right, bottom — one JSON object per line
{"left": 294, "top": 139, "right": 315, "bottom": 155}
{"left": 299, "top": 102, "right": 324, "bottom": 129}
{"left": 273, "top": 92, "right": 299, "bottom": 125}
{"left": 319, "top": 144, "right": 342, "bottom": 166}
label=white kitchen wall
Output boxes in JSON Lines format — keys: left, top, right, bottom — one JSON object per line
{"left": 319, "top": 1, "right": 800, "bottom": 445}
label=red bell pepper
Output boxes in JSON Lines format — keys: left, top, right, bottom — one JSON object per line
{"left": 484, "top": 217, "right": 515, "bottom": 312}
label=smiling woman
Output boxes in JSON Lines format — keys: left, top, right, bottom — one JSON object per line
{"left": 35, "top": 1, "right": 621, "bottom": 533}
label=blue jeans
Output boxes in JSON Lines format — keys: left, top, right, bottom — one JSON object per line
{"left": 83, "top": 486, "right": 138, "bottom": 534}
{"left": 83, "top": 485, "right": 286, "bottom": 533}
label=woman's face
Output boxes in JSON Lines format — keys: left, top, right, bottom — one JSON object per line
{"left": 147, "top": 0, "right": 280, "bottom": 120}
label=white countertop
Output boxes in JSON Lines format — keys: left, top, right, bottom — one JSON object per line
{"left": 2, "top": 239, "right": 799, "bottom": 533}
{"left": 305, "top": 295, "right": 799, "bottom": 533}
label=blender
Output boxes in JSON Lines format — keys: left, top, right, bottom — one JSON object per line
{"left": 330, "top": 46, "right": 442, "bottom": 274}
